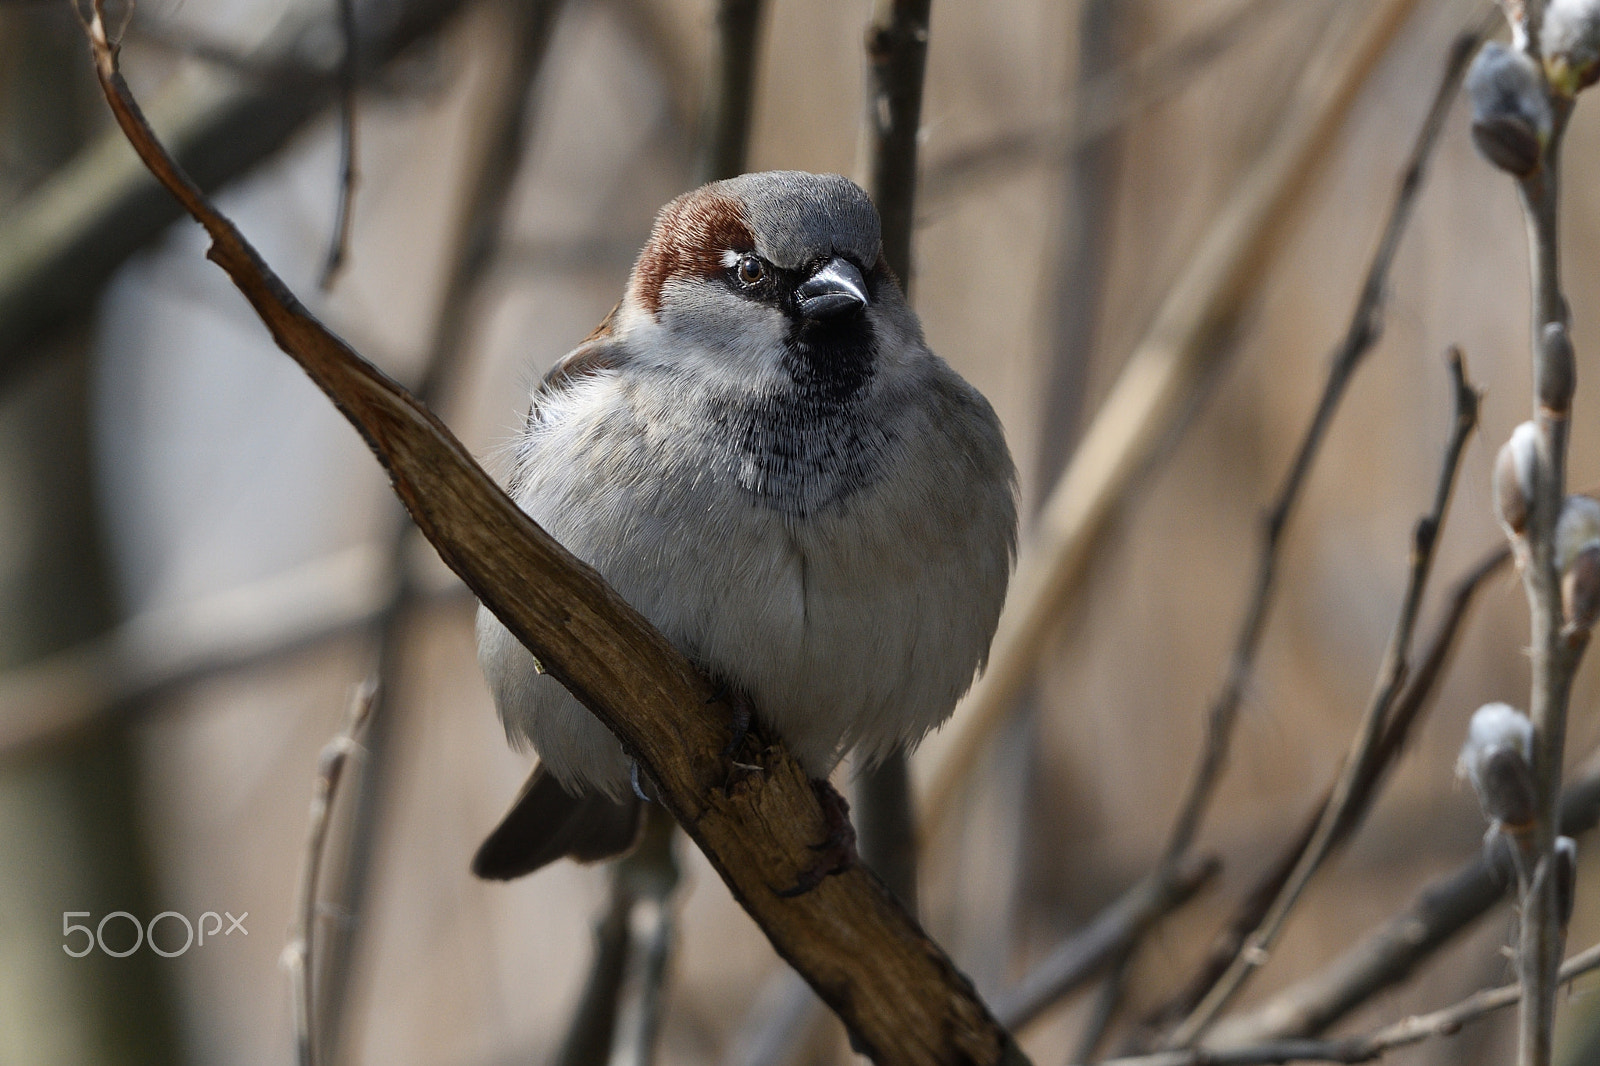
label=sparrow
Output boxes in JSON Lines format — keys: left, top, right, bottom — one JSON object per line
{"left": 472, "top": 170, "right": 1017, "bottom": 880}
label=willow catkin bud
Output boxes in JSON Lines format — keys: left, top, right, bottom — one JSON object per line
{"left": 1458, "top": 702, "right": 1536, "bottom": 829}
{"left": 1494, "top": 422, "right": 1540, "bottom": 537}
{"left": 1563, "top": 544, "right": 1600, "bottom": 634}
{"left": 1555, "top": 494, "right": 1600, "bottom": 572}
{"left": 1557, "top": 495, "right": 1600, "bottom": 634}
{"left": 1555, "top": 836, "right": 1578, "bottom": 927}
{"left": 1467, "top": 42, "right": 1553, "bottom": 176}
{"left": 1545, "top": 0, "right": 1600, "bottom": 94}
{"left": 1537, "top": 322, "right": 1576, "bottom": 413}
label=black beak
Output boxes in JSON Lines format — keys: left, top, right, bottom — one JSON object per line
{"left": 796, "top": 257, "right": 869, "bottom": 320}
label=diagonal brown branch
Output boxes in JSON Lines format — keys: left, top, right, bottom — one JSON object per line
{"left": 75, "top": 8, "right": 1026, "bottom": 1064}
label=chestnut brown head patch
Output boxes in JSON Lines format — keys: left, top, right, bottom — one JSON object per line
{"left": 630, "top": 189, "right": 754, "bottom": 315}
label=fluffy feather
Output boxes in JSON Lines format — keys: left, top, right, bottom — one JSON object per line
{"left": 474, "top": 172, "right": 1016, "bottom": 872}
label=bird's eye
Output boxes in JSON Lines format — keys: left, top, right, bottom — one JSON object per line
{"left": 736, "top": 255, "right": 766, "bottom": 285}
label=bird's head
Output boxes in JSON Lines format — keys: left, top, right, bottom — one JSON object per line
{"left": 623, "top": 172, "right": 913, "bottom": 387}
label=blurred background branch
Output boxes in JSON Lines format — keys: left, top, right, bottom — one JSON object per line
{"left": 0, "top": 0, "right": 472, "bottom": 389}
{"left": 917, "top": 0, "right": 1428, "bottom": 836}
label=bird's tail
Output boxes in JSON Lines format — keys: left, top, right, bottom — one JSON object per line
{"left": 472, "top": 763, "right": 643, "bottom": 880}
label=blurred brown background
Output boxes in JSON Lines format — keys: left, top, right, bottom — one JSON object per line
{"left": 3, "top": 0, "right": 1600, "bottom": 1062}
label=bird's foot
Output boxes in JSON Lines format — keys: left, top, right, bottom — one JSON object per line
{"left": 630, "top": 761, "right": 654, "bottom": 803}
{"left": 707, "top": 679, "right": 755, "bottom": 758}
{"left": 776, "top": 778, "right": 857, "bottom": 897}
{"left": 707, "top": 679, "right": 763, "bottom": 795}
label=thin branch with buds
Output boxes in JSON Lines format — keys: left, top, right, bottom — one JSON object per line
{"left": 989, "top": 24, "right": 1491, "bottom": 1038}
{"left": 1503, "top": 8, "right": 1582, "bottom": 1062}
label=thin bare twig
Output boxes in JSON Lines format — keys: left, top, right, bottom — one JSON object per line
{"left": 1168, "top": 350, "right": 1481, "bottom": 1045}
{"left": 1206, "top": 757, "right": 1600, "bottom": 1046}
{"left": 994, "top": 855, "right": 1219, "bottom": 1031}
{"left": 919, "top": 0, "right": 1313, "bottom": 205}
{"left": 2, "top": 0, "right": 473, "bottom": 388}
{"left": 1090, "top": 941, "right": 1600, "bottom": 1066}
{"left": 78, "top": 4, "right": 1030, "bottom": 1062}
{"left": 607, "top": 812, "right": 681, "bottom": 1066}
{"left": 863, "top": 0, "right": 930, "bottom": 293}
{"left": 556, "top": 809, "right": 681, "bottom": 1066}
{"left": 983, "top": 24, "right": 1489, "bottom": 1040}
{"left": 552, "top": 876, "right": 635, "bottom": 1066}
{"left": 282, "top": 681, "right": 376, "bottom": 1066}
{"left": 1130, "top": 543, "right": 1511, "bottom": 1048}
{"left": 918, "top": 0, "right": 1429, "bottom": 836}
{"left": 319, "top": 0, "right": 360, "bottom": 288}
{"left": 0, "top": 544, "right": 468, "bottom": 761}
{"left": 1156, "top": 16, "right": 1491, "bottom": 875}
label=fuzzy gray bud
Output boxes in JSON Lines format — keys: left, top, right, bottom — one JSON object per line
{"left": 1563, "top": 544, "right": 1600, "bottom": 635}
{"left": 1467, "top": 42, "right": 1553, "bottom": 175}
{"left": 1545, "top": 0, "right": 1600, "bottom": 94}
{"left": 1555, "top": 494, "right": 1600, "bottom": 573}
{"left": 1494, "top": 422, "right": 1540, "bottom": 537}
{"left": 1537, "top": 322, "right": 1576, "bottom": 413}
{"left": 1458, "top": 702, "right": 1536, "bottom": 828}
{"left": 1557, "top": 495, "right": 1600, "bottom": 635}
{"left": 1556, "top": 836, "right": 1578, "bottom": 927}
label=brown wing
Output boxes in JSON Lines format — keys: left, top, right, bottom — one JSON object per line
{"left": 472, "top": 763, "right": 643, "bottom": 880}
{"left": 523, "top": 301, "right": 626, "bottom": 432}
